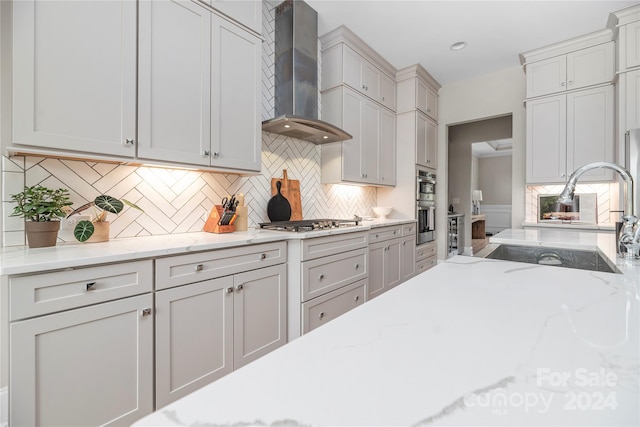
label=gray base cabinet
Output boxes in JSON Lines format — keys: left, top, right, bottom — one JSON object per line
{"left": 7, "top": 261, "right": 154, "bottom": 426}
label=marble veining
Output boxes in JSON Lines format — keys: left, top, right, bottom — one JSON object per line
{"left": 133, "top": 231, "right": 640, "bottom": 426}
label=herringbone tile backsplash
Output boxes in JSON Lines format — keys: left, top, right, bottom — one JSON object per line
{"left": 1, "top": 2, "right": 377, "bottom": 246}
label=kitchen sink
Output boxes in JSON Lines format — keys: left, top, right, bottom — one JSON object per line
{"left": 485, "top": 244, "right": 620, "bottom": 274}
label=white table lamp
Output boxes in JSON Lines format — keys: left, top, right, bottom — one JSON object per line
{"left": 472, "top": 190, "right": 483, "bottom": 215}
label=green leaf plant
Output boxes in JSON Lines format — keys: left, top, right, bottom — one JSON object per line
{"left": 67, "top": 195, "right": 143, "bottom": 242}
{"left": 10, "top": 185, "right": 72, "bottom": 222}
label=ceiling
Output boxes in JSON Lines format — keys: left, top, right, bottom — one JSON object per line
{"left": 303, "top": 0, "right": 638, "bottom": 86}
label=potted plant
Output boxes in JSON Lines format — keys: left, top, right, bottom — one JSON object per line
{"left": 67, "top": 195, "right": 143, "bottom": 243}
{"left": 10, "top": 185, "right": 72, "bottom": 248}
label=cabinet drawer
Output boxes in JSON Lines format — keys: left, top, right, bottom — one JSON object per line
{"left": 302, "top": 279, "right": 366, "bottom": 333}
{"left": 301, "top": 232, "right": 367, "bottom": 261}
{"left": 416, "top": 256, "right": 437, "bottom": 274}
{"left": 402, "top": 222, "right": 417, "bottom": 237}
{"left": 156, "top": 242, "right": 286, "bottom": 290}
{"left": 368, "top": 226, "right": 402, "bottom": 244}
{"left": 9, "top": 260, "right": 153, "bottom": 321}
{"left": 416, "top": 241, "right": 436, "bottom": 261}
{"left": 302, "top": 248, "right": 367, "bottom": 301}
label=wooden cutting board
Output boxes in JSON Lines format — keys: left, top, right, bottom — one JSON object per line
{"left": 271, "top": 169, "right": 302, "bottom": 220}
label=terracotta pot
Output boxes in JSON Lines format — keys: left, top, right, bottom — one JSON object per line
{"left": 25, "top": 221, "right": 60, "bottom": 248}
{"left": 87, "top": 221, "right": 110, "bottom": 243}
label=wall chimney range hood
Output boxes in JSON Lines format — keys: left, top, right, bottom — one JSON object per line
{"left": 261, "top": 0, "right": 352, "bottom": 144}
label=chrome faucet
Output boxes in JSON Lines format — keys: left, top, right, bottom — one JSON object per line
{"left": 558, "top": 162, "right": 639, "bottom": 258}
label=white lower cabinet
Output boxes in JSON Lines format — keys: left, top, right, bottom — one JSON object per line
{"left": 367, "top": 224, "right": 418, "bottom": 300}
{"left": 8, "top": 261, "right": 154, "bottom": 427}
{"left": 287, "top": 232, "right": 369, "bottom": 340}
{"left": 416, "top": 240, "right": 437, "bottom": 274}
{"left": 154, "top": 245, "right": 287, "bottom": 407}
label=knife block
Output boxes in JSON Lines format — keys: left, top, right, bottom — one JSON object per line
{"left": 203, "top": 205, "right": 235, "bottom": 234}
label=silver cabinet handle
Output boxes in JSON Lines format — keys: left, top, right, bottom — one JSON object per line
{"left": 226, "top": 287, "right": 234, "bottom": 294}
{"left": 375, "top": 234, "right": 379, "bottom": 238}
{"left": 568, "top": 80, "right": 573, "bottom": 85}
{"left": 260, "top": 253, "right": 266, "bottom": 260}
{"left": 213, "top": 152, "right": 220, "bottom": 158}
{"left": 561, "top": 82, "right": 566, "bottom": 86}
{"left": 355, "top": 263, "right": 359, "bottom": 270}
{"left": 236, "top": 284, "right": 244, "bottom": 291}
{"left": 203, "top": 150, "right": 210, "bottom": 157}
{"left": 124, "top": 138, "right": 134, "bottom": 146}
{"left": 195, "top": 264, "right": 204, "bottom": 272}
{"left": 403, "top": 241, "right": 406, "bottom": 246}
{"left": 393, "top": 230, "right": 397, "bottom": 234}
{"left": 319, "top": 274, "right": 324, "bottom": 280}
{"left": 142, "top": 308, "right": 152, "bottom": 317}
{"left": 354, "top": 295, "right": 360, "bottom": 302}
{"left": 86, "top": 282, "right": 96, "bottom": 291}
{"left": 319, "top": 312, "right": 325, "bottom": 319}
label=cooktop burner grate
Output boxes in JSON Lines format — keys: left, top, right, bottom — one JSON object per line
{"left": 259, "top": 219, "right": 361, "bottom": 232}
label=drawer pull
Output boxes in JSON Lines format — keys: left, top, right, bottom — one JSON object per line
{"left": 195, "top": 264, "right": 204, "bottom": 272}
{"left": 260, "top": 253, "right": 266, "bottom": 260}
{"left": 236, "top": 284, "right": 244, "bottom": 291}
{"left": 319, "top": 312, "right": 325, "bottom": 319}
{"left": 319, "top": 274, "right": 324, "bottom": 281}
{"left": 355, "top": 263, "right": 360, "bottom": 270}
{"left": 375, "top": 234, "right": 379, "bottom": 238}
{"left": 354, "top": 295, "right": 360, "bottom": 302}
{"left": 141, "top": 308, "right": 152, "bottom": 317}
{"left": 403, "top": 241, "right": 406, "bottom": 246}
{"left": 226, "top": 287, "right": 234, "bottom": 294}
{"left": 393, "top": 230, "right": 397, "bottom": 234}
{"left": 86, "top": 282, "right": 97, "bottom": 291}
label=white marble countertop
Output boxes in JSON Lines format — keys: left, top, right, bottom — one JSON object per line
{"left": 522, "top": 221, "right": 615, "bottom": 231}
{"left": 0, "top": 219, "right": 415, "bottom": 276}
{"left": 133, "top": 229, "right": 640, "bottom": 427}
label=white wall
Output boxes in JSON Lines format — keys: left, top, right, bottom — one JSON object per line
{"left": 437, "top": 66, "right": 526, "bottom": 258}
{"left": 479, "top": 155, "right": 512, "bottom": 205}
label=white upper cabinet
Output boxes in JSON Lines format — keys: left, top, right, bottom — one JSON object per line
{"left": 12, "top": 0, "right": 137, "bottom": 157}
{"left": 525, "top": 42, "right": 614, "bottom": 99}
{"left": 396, "top": 64, "right": 439, "bottom": 121}
{"left": 210, "top": 15, "right": 261, "bottom": 172}
{"left": 138, "top": 0, "right": 212, "bottom": 166}
{"left": 199, "top": 0, "right": 262, "bottom": 34}
{"left": 625, "top": 20, "right": 640, "bottom": 69}
{"left": 321, "top": 86, "right": 395, "bottom": 186}
{"left": 526, "top": 85, "right": 614, "bottom": 183}
{"left": 137, "top": 0, "right": 261, "bottom": 171}
{"left": 321, "top": 27, "right": 397, "bottom": 111}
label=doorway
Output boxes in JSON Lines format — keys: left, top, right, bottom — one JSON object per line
{"left": 447, "top": 115, "right": 513, "bottom": 256}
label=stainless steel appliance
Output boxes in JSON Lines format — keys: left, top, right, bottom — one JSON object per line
{"left": 417, "top": 169, "right": 436, "bottom": 244}
{"left": 259, "top": 219, "right": 361, "bottom": 232}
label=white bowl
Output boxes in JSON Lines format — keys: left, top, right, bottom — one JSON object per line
{"left": 372, "top": 206, "right": 393, "bottom": 218}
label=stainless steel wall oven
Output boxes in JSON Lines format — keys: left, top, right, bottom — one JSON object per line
{"left": 417, "top": 169, "right": 436, "bottom": 244}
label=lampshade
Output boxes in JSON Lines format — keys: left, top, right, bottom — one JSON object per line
{"left": 472, "top": 190, "right": 483, "bottom": 202}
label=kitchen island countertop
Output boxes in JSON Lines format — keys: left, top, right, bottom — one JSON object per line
{"left": 133, "top": 229, "right": 640, "bottom": 426}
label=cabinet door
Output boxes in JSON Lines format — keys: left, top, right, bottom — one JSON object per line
{"left": 566, "top": 85, "right": 614, "bottom": 182}
{"left": 379, "top": 72, "right": 397, "bottom": 111}
{"left": 426, "top": 85, "right": 438, "bottom": 121}
{"left": 385, "top": 239, "right": 402, "bottom": 289}
{"left": 361, "top": 99, "right": 380, "bottom": 183}
{"left": 233, "top": 264, "right": 287, "bottom": 368}
{"left": 12, "top": 0, "right": 136, "bottom": 157}
{"left": 416, "top": 112, "right": 437, "bottom": 169}
{"left": 341, "top": 89, "right": 364, "bottom": 182}
{"left": 626, "top": 21, "right": 640, "bottom": 69}
{"left": 367, "top": 242, "right": 385, "bottom": 299}
{"left": 626, "top": 69, "right": 640, "bottom": 131}
{"left": 138, "top": 0, "right": 212, "bottom": 166}
{"left": 526, "top": 56, "right": 567, "bottom": 98}
{"left": 155, "top": 276, "right": 234, "bottom": 408}
{"left": 566, "top": 43, "right": 614, "bottom": 91}
{"left": 362, "top": 59, "right": 380, "bottom": 100}
{"left": 400, "top": 237, "right": 416, "bottom": 281}
{"left": 526, "top": 95, "right": 567, "bottom": 183}
{"left": 343, "top": 45, "right": 363, "bottom": 92}
{"left": 379, "top": 107, "right": 396, "bottom": 186}
{"left": 10, "top": 294, "right": 153, "bottom": 427}
{"left": 211, "top": 16, "right": 261, "bottom": 171}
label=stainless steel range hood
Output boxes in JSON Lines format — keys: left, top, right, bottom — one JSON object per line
{"left": 261, "top": 0, "right": 352, "bottom": 144}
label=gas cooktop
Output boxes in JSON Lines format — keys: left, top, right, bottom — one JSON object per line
{"left": 259, "top": 219, "right": 361, "bottom": 232}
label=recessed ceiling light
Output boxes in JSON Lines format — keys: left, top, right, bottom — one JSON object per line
{"left": 284, "top": 124, "right": 291, "bottom": 128}
{"left": 323, "top": 135, "right": 329, "bottom": 139}
{"left": 450, "top": 41, "right": 467, "bottom": 51}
